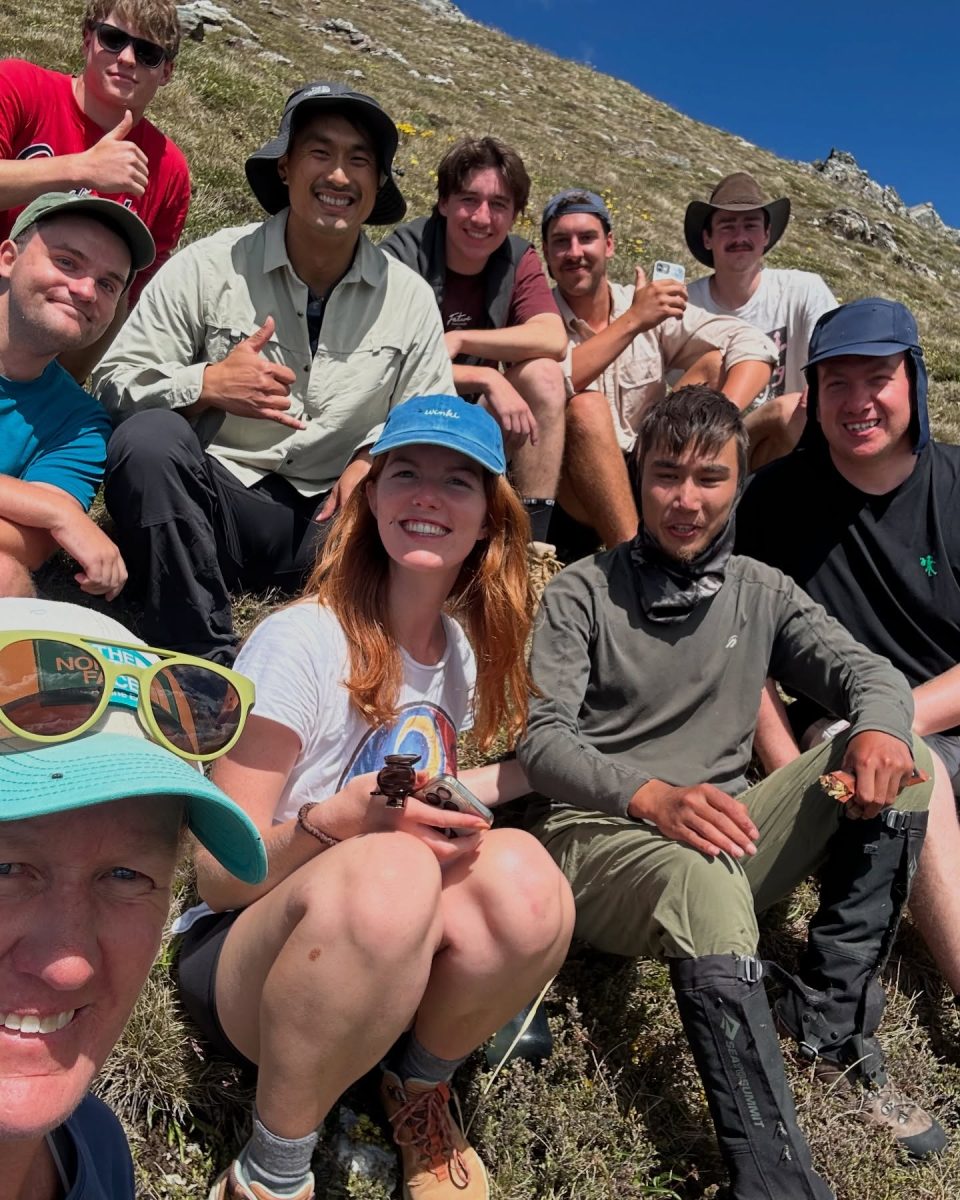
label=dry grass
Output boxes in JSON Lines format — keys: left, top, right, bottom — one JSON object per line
{"left": 6, "top": 0, "right": 960, "bottom": 1194}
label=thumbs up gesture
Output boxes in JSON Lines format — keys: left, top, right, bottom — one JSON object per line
{"left": 199, "top": 316, "right": 304, "bottom": 429}
{"left": 77, "top": 110, "right": 150, "bottom": 196}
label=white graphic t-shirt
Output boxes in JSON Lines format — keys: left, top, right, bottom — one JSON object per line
{"left": 687, "top": 268, "right": 836, "bottom": 404}
{"left": 174, "top": 600, "right": 475, "bottom": 932}
{"left": 234, "top": 600, "right": 474, "bottom": 822}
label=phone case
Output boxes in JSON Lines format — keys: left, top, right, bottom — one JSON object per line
{"left": 420, "top": 774, "right": 493, "bottom": 833}
{"left": 652, "top": 260, "right": 685, "bottom": 283}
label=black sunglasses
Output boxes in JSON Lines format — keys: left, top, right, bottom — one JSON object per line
{"left": 90, "top": 21, "right": 168, "bottom": 69}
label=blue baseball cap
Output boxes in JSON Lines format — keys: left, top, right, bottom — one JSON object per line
{"left": 804, "top": 298, "right": 929, "bottom": 453}
{"left": 0, "top": 599, "right": 267, "bottom": 885}
{"left": 541, "top": 189, "right": 612, "bottom": 241}
{"left": 371, "top": 395, "right": 507, "bottom": 475}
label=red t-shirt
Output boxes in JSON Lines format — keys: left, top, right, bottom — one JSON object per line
{"left": 442, "top": 244, "right": 559, "bottom": 344}
{"left": 0, "top": 59, "right": 191, "bottom": 301}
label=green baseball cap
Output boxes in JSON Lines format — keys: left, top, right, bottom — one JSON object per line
{"left": 10, "top": 191, "right": 156, "bottom": 277}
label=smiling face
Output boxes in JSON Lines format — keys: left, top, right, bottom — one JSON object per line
{"left": 816, "top": 352, "right": 913, "bottom": 468}
{"left": 81, "top": 8, "right": 173, "bottom": 116}
{"left": 544, "top": 211, "right": 613, "bottom": 300}
{"left": 438, "top": 167, "right": 517, "bottom": 274}
{"left": 0, "top": 796, "right": 181, "bottom": 1142}
{"left": 280, "top": 112, "right": 379, "bottom": 244}
{"left": 640, "top": 436, "right": 740, "bottom": 561}
{"left": 367, "top": 446, "right": 490, "bottom": 583}
{"left": 702, "top": 207, "right": 769, "bottom": 274}
{"left": 1, "top": 216, "right": 131, "bottom": 360}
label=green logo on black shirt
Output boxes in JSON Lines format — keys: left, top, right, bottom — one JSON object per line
{"left": 920, "top": 554, "right": 937, "bottom": 577}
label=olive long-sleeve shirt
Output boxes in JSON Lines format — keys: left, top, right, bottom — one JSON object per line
{"left": 518, "top": 544, "right": 914, "bottom": 816}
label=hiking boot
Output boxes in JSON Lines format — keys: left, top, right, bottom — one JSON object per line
{"left": 380, "top": 1069, "right": 489, "bottom": 1199}
{"left": 527, "top": 541, "right": 563, "bottom": 601}
{"left": 774, "top": 805, "right": 947, "bottom": 1159}
{"left": 812, "top": 1058, "right": 947, "bottom": 1159}
{"left": 207, "top": 1161, "right": 315, "bottom": 1200}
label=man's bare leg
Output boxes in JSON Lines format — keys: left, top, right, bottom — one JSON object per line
{"left": 676, "top": 348, "right": 724, "bottom": 390}
{"left": 908, "top": 751, "right": 960, "bottom": 995}
{"left": 504, "top": 357, "right": 566, "bottom": 501}
{"left": 558, "top": 390, "right": 638, "bottom": 549}
{"left": 745, "top": 391, "right": 807, "bottom": 471}
{"left": 0, "top": 552, "right": 35, "bottom": 597}
{"left": 754, "top": 678, "right": 803, "bottom": 772}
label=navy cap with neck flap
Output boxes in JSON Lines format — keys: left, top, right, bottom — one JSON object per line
{"left": 802, "top": 298, "right": 929, "bottom": 454}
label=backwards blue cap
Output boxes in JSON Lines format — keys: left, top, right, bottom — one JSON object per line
{"left": 803, "top": 298, "right": 929, "bottom": 453}
{"left": 371, "top": 395, "right": 506, "bottom": 475}
{"left": 541, "top": 189, "right": 612, "bottom": 242}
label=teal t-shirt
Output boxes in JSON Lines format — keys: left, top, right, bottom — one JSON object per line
{"left": 0, "top": 361, "right": 111, "bottom": 510}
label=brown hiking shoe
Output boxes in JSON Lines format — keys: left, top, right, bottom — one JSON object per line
{"left": 814, "top": 1059, "right": 947, "bottom": 1158}
{"left": 380, "top": 1069, "right": 489, "bottom": 1199}
{"left": 207, "top": 1162, "right": 315, "bottom": 1199}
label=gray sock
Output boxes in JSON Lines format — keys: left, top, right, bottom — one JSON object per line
{"left": 236, "top": 1109, "right": 317, "bottom": 1197}
{"left": 391, "top": 1032, "right": 468, "bottom": 1087}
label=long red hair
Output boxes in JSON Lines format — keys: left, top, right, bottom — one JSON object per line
{"left": 305, "top": 455, "right": 537, "bottom": 748}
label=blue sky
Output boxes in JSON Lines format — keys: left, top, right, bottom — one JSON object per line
{"left": 458, "top": 0, "right": 960, "bottom": 228}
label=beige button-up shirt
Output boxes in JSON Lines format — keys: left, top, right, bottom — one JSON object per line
{"left": 556, "top": 281, "right": 778, "bottom": 453}
{"left": 94, "top": 211, "right": 455, "bottom": 496}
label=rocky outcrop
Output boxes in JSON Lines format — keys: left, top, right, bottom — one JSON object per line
{"left": 818, "top": 206, "right": 937, "bottom": 279}
{"left": 176, "top": 0, "right": 254, "bottom": 39}
{"left": 402, "top": 0, "right": 469, "bottom": 22}
{"left": 823, "top": 207, "right": 900, "bottom": 254}
{"left": 907, "top": 201, "right": 960, "bottom": 245}
{"left": 812, "top": 149, "right": 905, "bottom": 216}
{"left": 813, "top": 148, "right": 959, "bottom": 246}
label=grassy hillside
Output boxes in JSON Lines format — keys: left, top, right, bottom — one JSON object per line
{"left": 5, "top": 0, "right": 960, "bottom": 433}
{"left": 5, "top": 0, "right": 960, "bottom": 1195}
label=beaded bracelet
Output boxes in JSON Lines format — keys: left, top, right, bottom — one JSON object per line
{"left": 296, "top": 802, "right": 341, "bottom": 848}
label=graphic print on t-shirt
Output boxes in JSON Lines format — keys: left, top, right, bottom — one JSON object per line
{"left": 763, "top": 324, "right": 788, "bottom": 400}
{"left": 337, "top": 701, "right": 459, "bottom": 788}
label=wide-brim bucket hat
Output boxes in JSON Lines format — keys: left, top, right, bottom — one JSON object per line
{"left": 684, "top": 172, "right": 790, "bottom": 267}
{"left": 245, "top": 81, "right": 406, "bottom": 224}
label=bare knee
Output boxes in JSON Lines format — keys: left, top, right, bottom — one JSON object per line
{"left": 566, "top": 390, "right": 616, "bottom": 439}
{"left": 0, "top": 552, "right": 36, "bottom": 597}
{"left": 294, "top": 833, "right": 444, "bottom": 958}
{"left": 507, "top": 358, "right": 566, "bottom": 419}
{"left": 689, "top": 348, "right": 724, "bottom": 389}
{"left": 458, "top": 829, "right": 575, "bottom": 959}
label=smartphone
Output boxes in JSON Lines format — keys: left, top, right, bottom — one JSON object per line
{"left": 419, "top": 774, "right": 493, "bottom": 837}
{"left": 652, "top": 260, "right": 686, "bottom": 283}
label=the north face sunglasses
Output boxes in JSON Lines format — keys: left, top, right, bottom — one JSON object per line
{"left": 0, "top": 632, "right": 254, "bottom": 762}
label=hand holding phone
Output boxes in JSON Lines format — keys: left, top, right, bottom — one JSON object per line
{"left": 629, "top": 263, "right": 688, "bottom": 332}
{"left": 418, "top": 774, "right": 493, "bottom": 837}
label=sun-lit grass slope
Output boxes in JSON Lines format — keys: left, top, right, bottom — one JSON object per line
{"left": 6, "top": 0, "right": 960, "bottom": 1194}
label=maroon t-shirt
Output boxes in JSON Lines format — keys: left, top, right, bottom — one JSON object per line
{"left": 441, "top": 245, "right": 558, "bottom": 365}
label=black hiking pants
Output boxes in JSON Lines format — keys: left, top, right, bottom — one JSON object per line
{"left": 104, "top": 409, "right": 332, "bottom": 663}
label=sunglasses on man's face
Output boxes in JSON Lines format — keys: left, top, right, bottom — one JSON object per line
{"left": 90, "top": 21, "right": 168, "bottom": 69}
{"left": 0, "top": 632, "right": 255, "bottom": 762}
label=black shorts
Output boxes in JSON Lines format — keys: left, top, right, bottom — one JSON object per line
{"left": 175, "top": 910, "right": 256, "bottom": 1073}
